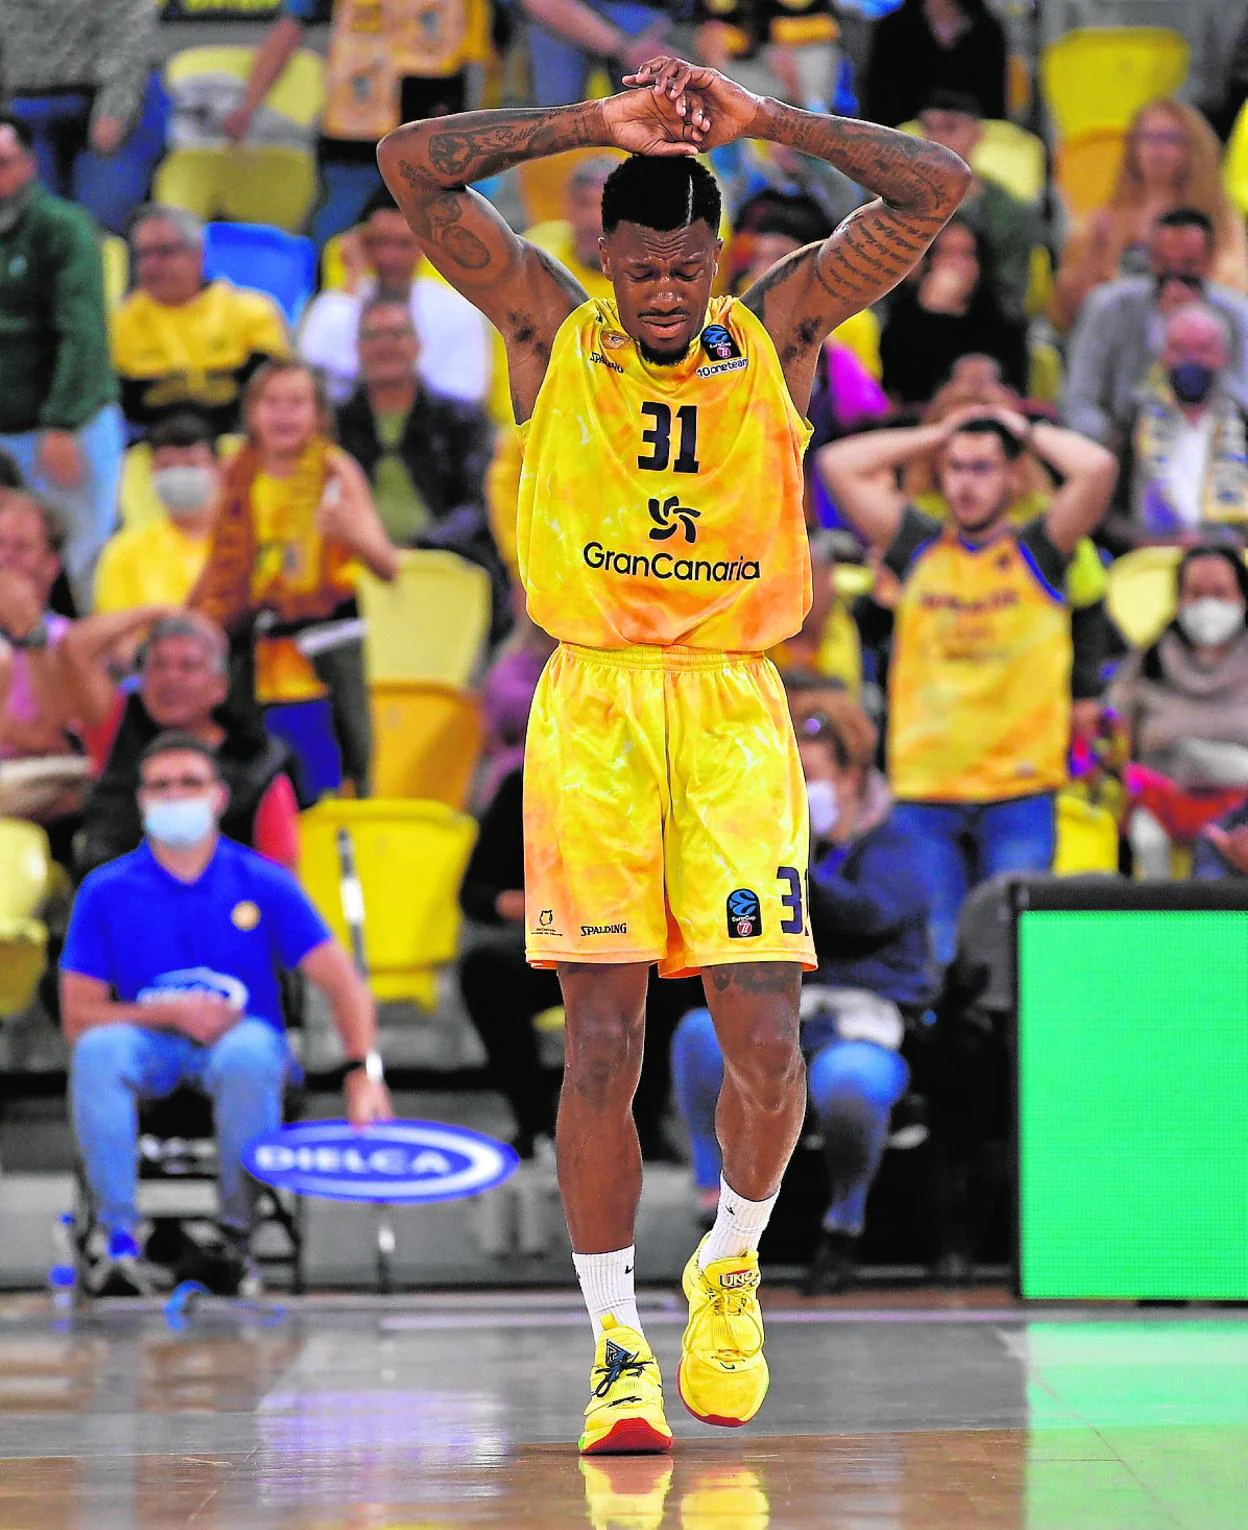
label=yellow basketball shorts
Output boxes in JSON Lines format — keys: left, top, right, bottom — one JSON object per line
{"left": 524, "top": 643, "right": 816, "bottom": 978}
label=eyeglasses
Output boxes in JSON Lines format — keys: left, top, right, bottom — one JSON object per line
{"left": 141, "top": 775, "right": 215, "bottom": 792}
{"left": 133, "top": 242, "right": 189, "bottom": 261}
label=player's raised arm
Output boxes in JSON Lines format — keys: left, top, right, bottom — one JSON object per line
{"left": 628, "top": 59, "right": 971, "bottom": 408}
{"left": 377, "top": 92, "right": 705, "bottom": 420}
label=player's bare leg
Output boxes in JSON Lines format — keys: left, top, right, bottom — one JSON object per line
{"left": 557, "top": 960, "right": 672, "bottom": 1455}
{"left": 678, "top": 961, "right": 804, "bottom": 1428}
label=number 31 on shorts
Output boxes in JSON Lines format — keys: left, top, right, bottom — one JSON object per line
{"left": 777, "top": 866, "right": 807, "bottom": 936}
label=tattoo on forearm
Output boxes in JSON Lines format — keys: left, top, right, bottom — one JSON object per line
{"left": 415, "top": 104, "right": 601, "bottom": 184}
{"left": 761, "top": 101, "right": 966, "bottom": 219}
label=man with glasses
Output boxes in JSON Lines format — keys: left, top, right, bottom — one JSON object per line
{"left": 111, "top": 206, "right": 290, "bottom": 436}
{"left": 60, "top": 730, "right": 391, "bottom": 1296}
{"left": 0, "top": 113, "right": 122, "bottom": 608}
{"left": 819, "top": 409, "right": 1116, "bottom": 968}
{"left": 1065, "top": 208, "right": 1248, "bottom": 448}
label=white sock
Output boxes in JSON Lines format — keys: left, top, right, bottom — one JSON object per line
{"left": 572, "top": 1246, "right": 643, "bottom": 1337}
{"left": 698, "top": 1176, "right": 779, "bottom": 1268}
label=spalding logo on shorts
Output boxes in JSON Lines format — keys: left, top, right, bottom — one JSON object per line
{"left": 243, "top": 1121, "right": 519, "bottom": 1203}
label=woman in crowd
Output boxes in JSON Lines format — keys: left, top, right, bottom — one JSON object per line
{"left": 1108, "top": 543, "right": 1248, "bottom": 873}
{"left": 671, "top": 698, "right": 932, "bottom": 1296}
{"left": 1051, "top": 99, "right": 1248, "bottom": 334}
{"left": 880, "top": 219, "right": 1029, "bottom": 407}
{"left": 190, "top": 362, "right": 397, "bottom": 796}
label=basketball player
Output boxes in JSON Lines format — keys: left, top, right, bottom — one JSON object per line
{"left": 379, "top": 58, "right": 969, "bottom": 1453}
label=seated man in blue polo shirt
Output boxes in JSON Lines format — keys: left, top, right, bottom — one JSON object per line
{"left": 60, "top": 730, "right": 392, "bottom": 1295}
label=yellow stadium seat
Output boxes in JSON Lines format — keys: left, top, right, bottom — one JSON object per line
{"left": 974, "top": 120, "right": 1048, "bottom": 206}
{"left": 165, "top": 44, "right": 325, "bottom": 134}
{"left": 357, "top": 549, "right": 492, "bottom": 687}
{"left": 1024, "top": 244, "right": 1053, "bottom": 321}
{"left": 101, "top": 234, "right": 129, "bottom": 310}
{"left": 516, "top": 148, "right": 625, "bottom": 229}
{"left": 1053, "top": 793, "right": 1120, "bottom": 876}
{"left": 0, "top": 820, "right": 58, "bottom": 1019}
{"left": 1224, "top": 100, "right": 1248, "bottom": 218}
{"left": 832, "top": 563, "right": 874, "bottom": 602}
{"left": 1040, "top": 27, "right": 1188, "bottom": 143}
{"left": 370, "top": 680, "right": 484, "bottom": 809}
{"left": 1054, "top": 129, "right": 1127, "bottom": 221}
{"left": 829, "top": 306, "right": 882, "bottom": 380}
{"left": 155, "top": 146, "right": 318, "bottom": 234}
{"left": 1105, "top": 545, "right": 1184, "bottom": 648}
{"left": 299, "top": 799, "right": 477, "bottom": 1007}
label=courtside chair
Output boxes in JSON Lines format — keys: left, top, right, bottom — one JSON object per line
{"left": 202, "top": 222, "right": 317, "bottom": 326}
{"left": 1054, "top": 794, "right": 1121, "bottom": 876}
{"left": 357, "top": 549, "right": 492, "bottom": 688}
{"left": 298, "top": 799, "right": 478, "bottom": 1009}
{"left": 1039, "top": 27, "right": 1188, "bottom": 143}
{"left": 900, "top": 118, "right": 1047, "bottom": 208}
{"left": 1224, "top": 100, "right": 1248, "bottom": 219}
{"left": 1105, "top": 544, "right": 1185, "bottom": 649}
{"left": 156, "top": 45, "right": 324, "bottom": 232}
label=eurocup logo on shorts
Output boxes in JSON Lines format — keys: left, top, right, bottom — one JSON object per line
{"left": 727, "top": 888, "right": 762, "bottom": 939}
{"left": 243, "top": 1121, "right": 519, "bottom": 1204}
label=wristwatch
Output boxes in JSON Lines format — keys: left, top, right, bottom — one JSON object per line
{"left": 325, "top": 1049, "right": 385, "bottom": 1089}
{"left": 8, "top": 619, "right": 49, "bottom": 651}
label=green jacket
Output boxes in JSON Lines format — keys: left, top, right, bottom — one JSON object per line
{"left": 0, "top": 183, "right": 117, "bottom": 433}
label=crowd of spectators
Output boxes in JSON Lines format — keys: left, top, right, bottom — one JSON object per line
{"left": 4, "top": 0, "right": 1248, "bottom": 1295}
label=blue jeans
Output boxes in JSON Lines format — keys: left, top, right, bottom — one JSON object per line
{"left": 889, "top": 794, "right": 1057, "bottom": 967}
{"left": 311, "top": 157, "right": 385, "bottom": 249}
{"left": 0, "top": 403, "right": 124, "bottom": 608}
{"left": 10, "top": 75, "right": 170, "bottom": 235}
{"left": 528, "top": 1, "right": 668, "bottom": 105}
{"left": 671, "top": 1007, "right": 909, "bottom": 1237}
{"left": 70, "top": 1020, "right": 290, "bottom": 1238}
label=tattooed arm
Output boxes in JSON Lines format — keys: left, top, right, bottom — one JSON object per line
{"left": 629, "top": 58, "right": 971, "bottom": 409}
{"left": 377, "top": 91, "right": 702, "bottom": 421}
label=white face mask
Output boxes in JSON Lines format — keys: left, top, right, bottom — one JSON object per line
{"left": 153, "top": 464, "right": 216, "bottom": 517}
{"left": 143, "top": 795, "right": 216, "bottom": 849}
{"left": 1178, "top": 597, "right": 1246, "bottom": 648}
{"left": 806, "top": 778, "right": 840, "bottom": 839}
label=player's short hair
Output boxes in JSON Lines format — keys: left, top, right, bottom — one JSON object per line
{"left": 947, "top": 415, "right": 1027, "bottom": 461}
{"left": 138, "top": 731, "right": 222, "bottom": 780}
{"left": 601, "top": 155, "right": 721, "bottom": 237}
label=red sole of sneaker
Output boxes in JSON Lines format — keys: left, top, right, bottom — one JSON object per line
{"left": 580, "top": 1418, "right": 674, "bottom": 1456}
{"left": 675, "top": 1361, "right": 753, "bottom": 1429}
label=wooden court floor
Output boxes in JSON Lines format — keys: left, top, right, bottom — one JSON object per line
{"left": 1, "top": 1289, "right": 1245, "bottom": 1529}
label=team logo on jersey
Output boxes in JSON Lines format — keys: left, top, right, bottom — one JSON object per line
{"left": 539, "top": 909, "right": 555, "bottom": 927}
{"left": 701, "top": 323, "right": 740, "bottom": 361}
{"left": 726, "top": 888, "right": 762, "bottom": 939}
{"left": 602, "top": 330, "right": 630, "bottom": 349}
{"left": 647, "top": 495, "right": 700, "bottom": 544}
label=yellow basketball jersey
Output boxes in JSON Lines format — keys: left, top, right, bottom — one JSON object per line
{"left": 888, "top": 523, "right": 1072, "bottom": 802}
{"left": 516, "top": 296, "right": 812, "bottom": 651}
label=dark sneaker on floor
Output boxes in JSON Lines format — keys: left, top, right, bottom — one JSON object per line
{"left": 87, "top": 1230, "right": 160, "bottom": 1297}
{"left": 803, "top": 1231, "right": 859, "bottom": 1298}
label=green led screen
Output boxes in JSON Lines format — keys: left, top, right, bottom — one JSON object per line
{"left": 1018, "top": 909, "right": 1248, "bottom": 1301}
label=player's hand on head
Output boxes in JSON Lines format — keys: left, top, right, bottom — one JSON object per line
{"left": 602, "top": 75, "right": 705, "bottom": 156}
{"left": 625, "top": 57, "right": 762, "bottom": 150}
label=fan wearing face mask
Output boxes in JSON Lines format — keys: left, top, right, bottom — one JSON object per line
{"left": 1107, "top": 543, "right": 1248, "bottom": 875}
{"left": 1109, "top": 303, "right": 1248, "bottom": 551}
{"left": 671, "top": 696, "right": 934, "bottom": 1297}
{"left": 93, "top": 413, "right": 222, "bottom": 623}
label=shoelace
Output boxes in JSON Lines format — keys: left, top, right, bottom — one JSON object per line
{"left": 705, "top": 1284, "right": 763, "bottom": 1362}
{"left": 592, "top": 1348, "right": 653, "bottom": 1399}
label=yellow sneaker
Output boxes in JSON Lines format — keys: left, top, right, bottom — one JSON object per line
{"left": 579, "top": 1314, "right": 674, "bottom": 1456}
{"left": 580, "top": 1455, "right": 674, "bottom": 1529}
{"left": 677, "top": 1238, "right": 768, "bottom": 1427}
